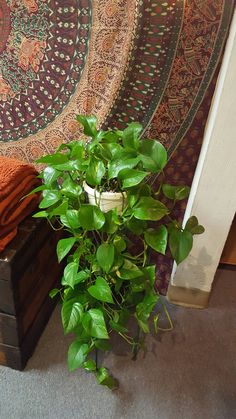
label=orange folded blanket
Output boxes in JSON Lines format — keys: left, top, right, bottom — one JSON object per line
{"left": 0, "top": 156, "right": 41, "bottom": 252}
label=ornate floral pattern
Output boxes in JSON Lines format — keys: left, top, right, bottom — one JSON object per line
{"left": 0, "top": 0, "right": 233, "bottom": 162}
{"left": 0, "top": 0, "right": 91, "bottom": 142}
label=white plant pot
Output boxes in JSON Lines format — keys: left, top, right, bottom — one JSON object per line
{"left": 84, "top": 182, "right": 127, "bottom": 214}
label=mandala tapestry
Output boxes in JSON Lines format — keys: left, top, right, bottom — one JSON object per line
{"left": 0, "top": 0, "right": 234, "bottom": 291}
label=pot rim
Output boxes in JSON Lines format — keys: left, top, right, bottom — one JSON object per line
{"left": 83, "top": 182, "right": 127, "bottom": 200}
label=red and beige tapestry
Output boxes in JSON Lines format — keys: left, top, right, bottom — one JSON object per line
{"left": 0, "top": 0, "right": 234, "bottom": 291}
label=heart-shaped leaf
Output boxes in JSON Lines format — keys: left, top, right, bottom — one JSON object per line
{"left": 139, "top": 140, "right": 167, "bottom": 172}
{"left": 185, "top": 216, "right": 205, "bottom": 235}
{"left": 63, "top": 262, "right": 78, "bottom": 288}
{"left": 108, "top": 156, "right": 140, "bottom": 179}
{"left": 76, "top": 115, "right": 97, "bottom": 137}
{"left": 68, "top": 341, "right": 89, "bottom": 371}
{"left": 144, "top": 226, "right": 168, "bottom": 255}
{"left": 57, "top": 237, "right": 76, "bottom": 262}
{"left": 133, "top": 197, "right": 169, "bottom": 221}
{"left": 96, "top": 243, "right": 115, "bottom": 273}
{"left": 39, "top": 190, "right": 61, "bottom": 208}
{"left": 88, "top": 276, "right": 114, "bottom": 303}
{"left": 86, "top": 160, "right": 105, "bottom": 186}
{"left": 36, "top": 153, "right": 68, "bottom": 165}
{"left": 94, "top": 340, "right": 112, "bottom": 352}
{"left": 78, "top": 205, "right": 105, "bottom": 231}
{"left": 96, "top": 367, "right": 119, "bottom": 390}
{"left": 118, "top": 168, "right": 148, "bottom": 188}
{"left": 169, "top": 229, "right": 193, "bottom": 265}
{"left": 82, "top": 308, "right": 109, "bottom": 339}
{"left": 122, "top": 122, "right": 142, "bottom": 149}
{"left": 65, "top": 210, "right": 80, "bottom": 229}
{"left": 42, "top": 167, "right": 59, "bottom": 185}
{"left": 117, "top": 259, "right": 143, "bottom": 280}
{"left": 62, "top": 300, "right": 84, "bottom": 334}
{"left": 83, "top": 359, "right": 96, "bottom": 371}
{"left": 162, "top": 184, "right": 190, "bottom": 201}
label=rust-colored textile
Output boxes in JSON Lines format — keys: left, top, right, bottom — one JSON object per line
{"left": 0, "top": 157, "right": 40, "bottom": 252}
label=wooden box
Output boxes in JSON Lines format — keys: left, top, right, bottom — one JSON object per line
{"left": 0, "top": 217, "right": 63, "bottom": 370}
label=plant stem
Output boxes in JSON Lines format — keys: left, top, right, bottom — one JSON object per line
{"left": 132, "top": 325, "right": 141, "bottom": 361}
{"left": 118, "top": 332, "right": 133, "bottom": 345}
{"left": 95, "top": 347, "right": 98, "bottom": 370}
{"left": 158, "top": 297, "right": 174, "bottom": 331}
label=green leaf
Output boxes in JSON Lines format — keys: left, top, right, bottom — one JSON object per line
{"left": 53, "top": 160, "right": 81, "bottom": 171}
{"left": 39, "top": 190, "right": 61, "bottom": 209}
{"left": 68, "top": 341, "right": 89, "bottom": 372}
{"left": 101, "top": 210, "right": 120, "bottom": 234}
{"left": 69, "top": 141, "right": 85, "bottom": 159}
{"left": 133, "top": 197, "right": 169, "bottom": 221}
{"left": 135, "top": 294, "right": 159, "bottom": 333}
{"left": 94, "top": 340, "right": 111, "bottom": 352}
{"left": 86, "top": 160, "right": 105, "bottom": 186}
{"left": 62, "top": 269, "right": 90, "bottom": 287}
{"left": 131, "top": 276, "right": 146, "bottom": 293}
{"left": 108, "top": 156, "right": 140, "bottom": 179}
{"left": 63, "top": 262, "right": 78, "bottom": 288}
{"left": 190, "top": 225, "right": 205, "bottom": 235}
{"left": 126, "top": 218, "right": 147, "bottom": 235}
{"left": 118, "top": 168, "right": 148, "bottom": 188}
{"left": 61, "top": 178, "right": 82, "bottom": 198}
{"left": 88, "top": 130, "right": 105, "bottom": 151}
{"left": 103, "top": 143, "right": 122, "bottom": 157}
{"left": 113, "top": 236, "right": 126, "bottom": 252}
{"left": 117, "top": 259, "right": 143, "bottom": 280}
{"left": 49, "top": 288, "right": 60, "bottom": 299}
{"left": 144, "top": 226, "right": 168, "bottom": 255}
{"left": 102, "top": 130, "right": 121, "bottom": 143}
{"left": 32, "top": 210, "right": 48, "bottom": 218}
{"left": 42, "top": 167, "right": 59, "bottom": 185}
{"left": 142, "top": 265, "right": 156, "bottom": 287}
{"left": 83, "top": 359, "right": 96, "bottom": 371}
{"left": 36, "top": 153, "right": 68, "bottom": 165}
{"left": 82, "top": 308, "right": 109, "bottom": 339}
{"left": 96, "top": 243, "right": 115, "bottom": 273}
{"left": 139, "top": 140, "right": 167, "bottom": 172}
{"left": 57, "top": 237, "right": 76, "bottom": 263}
{"left": 185, "top": 215, "right": 198, "bottom": 231}
{"left": 26, "top": 184, "right": 47, "bottom": 196}
{"left": 162, "top": 184, "right": 190, "bottom": 201}
{"left": 88, "top": 276, "right": 114, "bottom": 303}
{"left": 122, "top": 122, "right": 142, "bottom": 149}
{"left": 50, "top": 201, "right": 68, "bottom": 216}
{"left": 185, "top": 216, "right": 205, "bottom": 235}
{"left": 78, "top": 205, "right": 105, "bottom": 231}
{"left": 169, "top": 229, "right": 193, "bottom": 265}
{"left": 76, "top": 115, "right": 97, "bottom": 137}
{"left": 96, "top": 367, "right": 118, "bottom": 390}
{"left": 62, "top": 300, "right": 84, "bottom": 334}
{"left": 65, "top": 210, "right": 80, "bottom": 229}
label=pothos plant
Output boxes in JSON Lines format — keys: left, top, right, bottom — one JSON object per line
{"left": 32, "top": 115, "right": 204, "bottom": 390}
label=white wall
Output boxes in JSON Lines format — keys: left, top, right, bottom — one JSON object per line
{"left": 169, "top": 10, "right": 236, "bottom": 294}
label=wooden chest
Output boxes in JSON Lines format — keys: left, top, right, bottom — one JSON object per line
{"left": 0, "top": 217, "right": 63, "bottom": 370}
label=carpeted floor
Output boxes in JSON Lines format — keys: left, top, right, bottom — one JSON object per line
{"left": 0, "top": 268, "right": 235, "bottom": 419}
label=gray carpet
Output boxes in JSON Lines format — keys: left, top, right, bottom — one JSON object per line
{"left": 0, "top": 268, "right": 236, "bottom": 419}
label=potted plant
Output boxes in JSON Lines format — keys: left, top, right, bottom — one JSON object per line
{"left": 32, "top": 115, "right": 204, "bottom": 389}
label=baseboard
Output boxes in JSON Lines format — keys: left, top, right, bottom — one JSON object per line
{"left": 167, "top": 284, "right": 210, "bottom": 309}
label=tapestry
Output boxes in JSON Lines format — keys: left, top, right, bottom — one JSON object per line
{"left": 0, "top": 1, "right": 234, "bottom": 160}
{"left": 0, "top": 0, "right": 234, "bottom": 291}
